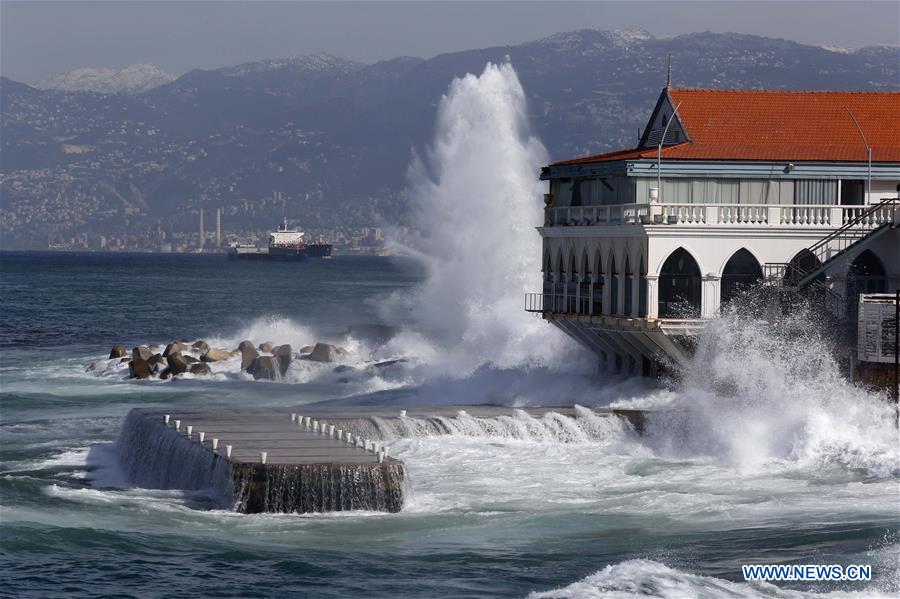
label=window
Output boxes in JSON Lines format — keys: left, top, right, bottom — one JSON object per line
{"left": 795, "top": 180, "right": 838, "bottom": 205}
{"left": 840, "top": 180, "right": 865, "bottom": 205}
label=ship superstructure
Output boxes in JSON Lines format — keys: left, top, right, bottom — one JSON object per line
{"left": 229, "top": 218, "right": 332, "bottom": 261}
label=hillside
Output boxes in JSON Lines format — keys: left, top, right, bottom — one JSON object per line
{"left": 1, "top": 29, "right": 897, "bottom": 249}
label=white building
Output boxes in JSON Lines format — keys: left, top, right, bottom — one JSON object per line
{"left": 531, "top": 87, "right": 900, "bottom": 376}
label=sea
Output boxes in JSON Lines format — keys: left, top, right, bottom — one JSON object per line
{"left": 2, "top": 62, "right": 898, "bottom": 598}
{"left": 1, "top": 250, "right": 897, "bottom": 599}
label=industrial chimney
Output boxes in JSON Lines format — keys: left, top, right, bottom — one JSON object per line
{"left": 199, "top": 208, "right": 205, "bottom": 251}
{"left": 216, "top": 207, "right": 222, "bottom": 247}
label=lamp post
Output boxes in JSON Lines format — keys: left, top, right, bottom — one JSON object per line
{"left": 844, "top": 107, "right": 872, "bottom": 205}
{"left": 658, "top": 102, "right": 683, "bottom": 203}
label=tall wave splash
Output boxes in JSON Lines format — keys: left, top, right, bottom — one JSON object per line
{"left": 640, "top": 304, "right": 900, "bottom": 477}
{"left": 387, "top": 61, "right": 582, "bottom": 376}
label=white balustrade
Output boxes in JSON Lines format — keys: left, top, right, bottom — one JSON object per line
{"left": 546, "top": 203, "right": 893, "bottom": 229}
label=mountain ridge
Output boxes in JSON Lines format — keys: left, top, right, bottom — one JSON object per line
{"left": 2, "top": 29, "right": 898, "bottom": 249}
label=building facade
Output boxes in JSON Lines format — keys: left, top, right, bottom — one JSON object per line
{"left": 532, "top": 88, "right": 900, "bottom": 376}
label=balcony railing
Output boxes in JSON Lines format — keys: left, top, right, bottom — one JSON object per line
{"left": 545, "top": 203, "right": 895, "bottom": 229}
{"left": 525, "top": 292, "right": 592, "bottom": 315}
{"left": 525, "top": 292, "right": 707, "bottom": 333}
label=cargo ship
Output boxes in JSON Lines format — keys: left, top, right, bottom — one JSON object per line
{"left": 228, "top": 219, "right": 332, "bottom": 261}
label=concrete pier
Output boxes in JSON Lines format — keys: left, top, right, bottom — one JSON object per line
{"left": 116, "top": 405, "right": 646, "bottom": 514}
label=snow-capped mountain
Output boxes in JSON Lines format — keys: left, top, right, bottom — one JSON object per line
{"left": 36, "top": 64, "right": 175, "bottom": 94}
{"left": 217, "top": 53, "right": 364, "bottom": 77}
{"left": 3, "top": 30, "right": 898, "bottom": 249}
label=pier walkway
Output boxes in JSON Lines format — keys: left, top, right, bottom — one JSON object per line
{"left": 116, "top": 405, "right": 646, "bottom": 514}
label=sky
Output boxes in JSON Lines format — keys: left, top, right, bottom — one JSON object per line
{"left": 1, "top": 1, "right": 898, "bottom": 83}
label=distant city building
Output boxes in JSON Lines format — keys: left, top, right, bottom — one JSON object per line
{"left": 532, "top": 87, "right": 899, "bottom": 376}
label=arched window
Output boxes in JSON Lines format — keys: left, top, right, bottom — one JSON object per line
{"left": 623, "top": 256, "right": 633, "bottom": 316}
{"left": 659, "top": 248, "right": 701, "bottom": 318}
{"left": 542, "top": 251, "right": 553, "bottom": 308}
{"left": 554, "top": 251, "right": 565, "bottom": 312}
{"left": 638, "top": 257, "right": 648, "bottom": 317}
{"left": 846, "top": 250, "right": 887, "bottom": 320}
{"left": 592, "top": 249, "right": 603, "bottom": 315}
{"left": 567, "top": 252, "right": 578, "bottom": 313}
{"left": 721, "top": 248, "right": 763, "bottom": 305}
{"left": 543, "top": 251, "right": 553, "bottom": 282}
{"left": 786, "top": 249, "right": 822, "bottom": 287}
{"left": 579, "top": 251, "right": 590, "bottom": 314}
{"left": 608, "top": 252, "right": 619, "bottom": 316}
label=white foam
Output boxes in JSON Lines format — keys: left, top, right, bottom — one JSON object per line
{"left": 527, "top": 558, "right": 897, "bottom": 598}
{"left": 644, "top": 309, "right": 900, "bottom": 478}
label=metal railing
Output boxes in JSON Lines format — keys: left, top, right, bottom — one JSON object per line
{"left": 545, "top": 204, "right": 649, "bottom": 226}
{"left": 803, "top": 198, "right": 897, "bottom": 274}
{"left": 760, "top": 199, "right": 898, "bottom": 320}
{"left": 764, "top": 198, "right": 897, "bottom": 295}
{"left": 525, "top": 292, "right": 597, "bottom": 316}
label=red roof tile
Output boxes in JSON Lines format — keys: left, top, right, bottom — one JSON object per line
{"left": 553, "top": 88, "right": 900, "bottom": 165}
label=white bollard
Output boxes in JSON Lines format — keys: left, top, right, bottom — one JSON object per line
{"left": 174, "top": 419, "right": 181, "bottom": 431}
{"left": 345, "top": 432, "right": 353, "bottom": 443}
{"left": 313, "top": 421, "right": 319, "bottom": 433}
{"left": 382, "top": 446, "right": 390, "bottom": 457}
{"left": 186, "top": 425, "right": 193, "bottom": 436}
{"left": 199, "top": 432, "right": 205, "bottom": 443}
{"left": 378, "top": 451, "right": 385, "bottom": 463}
{"left": 291, "top": 413, "right": 297, "bottom": 422}
{"left": 164, "top": 414, "right": 171, "bottom": 425}
{"left": 260, "top": 451, "right": 267, "bottom": 464}
{"left": 212, "top": 438, "right": 219, "bottom": 450}
{"left": 304, "top": 416, "right": 311, "bottom": 427}
{"left": 225, "top": 445, "right": 232, "bottom": 458}
{"left": 336, "top": 428, "right": 343, "bottom": 440}
{"left": 296, "top": 414, "right": 302, "bottom": 424}
{"left": 319, "top": 421, "right": 327, "bottom": 434}
{"left": 400, "top": 410, "right": 406, "bottom": 417}
{"left": 329, "top": 424, "right": 335, "bottom": 437}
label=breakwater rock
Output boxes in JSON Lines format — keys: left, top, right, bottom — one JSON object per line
{"left": 92, "top": 339, "right": 351, "bottom": 382}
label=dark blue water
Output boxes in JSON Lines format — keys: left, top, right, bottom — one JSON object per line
{"left": 1, "top": 251, "right": 897, "bottom": 598}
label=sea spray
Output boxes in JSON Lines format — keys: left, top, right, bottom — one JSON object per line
{"left": 643, "top": 306, "right": 899, "bottom": 476}
{"left": 387, "top": 61, "right": 582, "bottom": 375}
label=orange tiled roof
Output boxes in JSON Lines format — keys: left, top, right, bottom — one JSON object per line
{"left": 554, "top": 88, "right": 900, "bottom": 165}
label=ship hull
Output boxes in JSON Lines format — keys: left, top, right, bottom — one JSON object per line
{"left": 227, "top": 244, "right": 332, "bottom": 261}
{"left": 304, "top": 243, "right": 333, "bottom": 259}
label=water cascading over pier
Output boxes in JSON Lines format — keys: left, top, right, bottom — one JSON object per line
{"left": 114, "top": 406, "right": 645, "bottom": 514}
{"left": 116, "top": 409, "right": 407, "bottom": 514}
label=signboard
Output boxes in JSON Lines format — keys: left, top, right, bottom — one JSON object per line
{"left": 858, "top": 294, "right": 898, "bottom": 364}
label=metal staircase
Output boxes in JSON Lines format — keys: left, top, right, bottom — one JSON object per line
{"left": 764, "top": 198, "right": 898, "bottom": 318}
